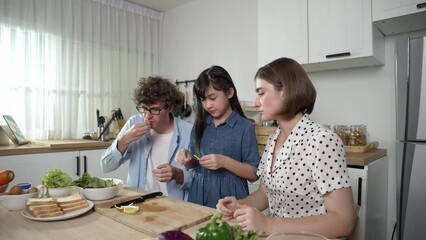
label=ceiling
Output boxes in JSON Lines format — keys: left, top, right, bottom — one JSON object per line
{"left": 126, "top": 0, "right": 194, "bottom": 12}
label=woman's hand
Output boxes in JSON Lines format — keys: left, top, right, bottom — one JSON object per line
{"left": 234, "top": 205, "right": 267, "bottom": 232}
{"left": 199, "top": 154, "right": 226, "bottom": 170}
{"left": 216, "top": 196, "right": 239, "bottom": 220}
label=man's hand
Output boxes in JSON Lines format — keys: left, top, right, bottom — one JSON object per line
{"left": 152, "top": 163, "right": 174, "bottom": 182}
{"left": 117, "top": 121, "right": 151, "bottom": 153}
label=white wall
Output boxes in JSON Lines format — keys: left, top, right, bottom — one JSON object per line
{"left": 160, "top": 0, "right": 258, "bottom": 123}
{"left": 160, "top": 0, "right": 426, "bottom": 238}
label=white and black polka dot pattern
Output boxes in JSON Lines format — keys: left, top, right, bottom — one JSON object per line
{"left": 257, "top": 114, "right": 350, "bottom": 218}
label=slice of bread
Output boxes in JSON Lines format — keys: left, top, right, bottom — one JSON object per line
{"left": 26, "top": 203, "right": 60, "bottom": 211}
{"left": 56, "top": 192, "right": 85, "bottom": 205}
{"left": 28, "top": 207, "right": 63, "bottom": 216}
{"left": 26, "top": 197, "right": 64, "bottom": 218}
{"left": 26, "top": 197, "right": 56, "bottom": 206}
{"left": 57, "top": 192, "right": 88, "bottom": 214}
{"left": 61, "top": 202, "right": 89, "bottom": 213}
{"left": 25, "top": 192, "right": 89, "bottom": 217}
{"left": 34, "top": 210, "right": 64, "bottom": 218}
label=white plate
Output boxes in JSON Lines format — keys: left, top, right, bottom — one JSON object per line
{"left": 22, "top": 200, "right": 94, "bottom": 221}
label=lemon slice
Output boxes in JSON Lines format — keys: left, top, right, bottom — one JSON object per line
{"left": 122, "top": 205, "right": 139, "bottom": 214}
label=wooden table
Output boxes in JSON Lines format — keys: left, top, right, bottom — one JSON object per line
{"left": 0, "top": 208, "right": 149, "bottom": 240}
{"left": 0, "top": 187, "right": 344, "bottom": 240}
{"left": 0, "top": 188, "right": 220, "bottom": 240}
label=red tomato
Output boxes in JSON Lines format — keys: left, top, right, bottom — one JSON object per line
{"left": 0, "top": 170, "right": 15, "bottom": 186}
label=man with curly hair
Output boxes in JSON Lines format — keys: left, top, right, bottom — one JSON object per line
{"left": 101, "top": 77, "right": 193, "bottom": 200}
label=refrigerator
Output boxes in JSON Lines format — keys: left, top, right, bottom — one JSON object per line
{"left": 395, "top": 35, "right": 426, "bottom": 240}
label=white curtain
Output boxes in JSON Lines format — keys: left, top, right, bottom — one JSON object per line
{"left": 0, "top": 0, "right": 163, "bottom": 140}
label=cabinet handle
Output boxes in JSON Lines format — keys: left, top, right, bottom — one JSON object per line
{"left": 83, "top": 156, "right": 87, "bottom": 173}
{"left": 326, "top": 52, "right": 351, "bottom": 58}
{"left": 357, "top": 177, "right": 362, "bottom": 206}
{"left": 76, "top": 156, "right": 80, "bottom": 177}
{"left": 417, "top": 3, "right": 426, "bottom": 9}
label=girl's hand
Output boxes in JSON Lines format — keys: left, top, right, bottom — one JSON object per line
{"left": 234, "top": 205, "right": 267, "bottom": 232}
{"left": 152, "top": 163, "right": 174, "bottom": 182}
{"left": 175, "top": 149, "right": 196, "bottom": 168}
{"left": 216, "top": 196, "right": 239, "bottom": 220}
{"left": 199, "top": 154, "right": 225, "bottom": 170}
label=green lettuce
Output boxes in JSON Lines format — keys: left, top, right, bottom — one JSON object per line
{"left": 73, "top": 172, "right": 116, "bottom": 188}
{"left": 42, "top": 168, "right": 73, "bottom": 188}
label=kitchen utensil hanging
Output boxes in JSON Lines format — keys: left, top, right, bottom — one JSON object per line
{"left": 173, "top": 79, "right": 194, "bottom": 119}
{"left": 182, "top": 89, "right": 192, "bottom": 118}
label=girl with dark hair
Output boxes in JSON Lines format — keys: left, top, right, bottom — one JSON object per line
{"left": 176, "top": 65, "right": 260, "bottom": 208}
{"left": 217, "top": 58, "right": 356, "bottom": 238}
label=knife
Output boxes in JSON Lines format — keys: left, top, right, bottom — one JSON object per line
{"left": 117, "top": 108, "right": 124, "bottom": 119}
{"left": 96, "top": 109, "right": 100, "bottom": 127}
{"left": 111, "top": 191, "right": 163, "bottom": 208}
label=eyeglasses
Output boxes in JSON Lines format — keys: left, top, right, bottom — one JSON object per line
{"left": 136, "top": 106, "right": 164, "bottom": 115}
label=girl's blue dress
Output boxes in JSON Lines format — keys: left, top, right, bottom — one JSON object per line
{"left": 188, "top": 110, "right": 260, "bottom": 208}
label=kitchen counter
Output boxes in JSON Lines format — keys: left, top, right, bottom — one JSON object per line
{"left": 255, "top": 126, "right": 387, "bottom": 167}
{"left": 0, "top": 139, "right": 387, "bottom": 167}
{"left": 345, "top": 148, "right": 387, "bottom": 167}
{"left": 0, "top": 140, "right": 112, "bottom": 156}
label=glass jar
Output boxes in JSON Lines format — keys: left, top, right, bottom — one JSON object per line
{"left": 349, "top": 124, "right": 367, "bottom": 146}
{"left": 334, "top": 125, "right": 350, "bottom": 145}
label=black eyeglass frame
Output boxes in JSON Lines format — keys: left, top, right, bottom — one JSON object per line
{"left": 135, "top": 106, "right": 164, "bottom": 115}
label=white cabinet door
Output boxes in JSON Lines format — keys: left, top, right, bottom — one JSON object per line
{"left": 308, "top": 0, "right": 375, "bottom": 64}
{"left": 258, "top": 0, "right": 384, "bottom": 72}
{"left": 373, "top": 0, "right": 426, "bottom": 21}
{"left": 0, "top": 152, "right": 77, "bottom": 187}
{"left": 80, "top": 149, "right": 129, "bottom": 181}
{"left": 348, "top": 166, "right": 367, "bottom": 240}
{"left": 347, "top": 156, "right": 388, "bottom": 240}
{"left": 258, "top": 0, "right": 308, "bottom": 66}
{"left": 372, "top": 0, "right": 426, "bottom": 35}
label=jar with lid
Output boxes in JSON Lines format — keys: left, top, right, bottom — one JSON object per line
{"left": 334, "top": 125, "right": 349, "bottom": 145}
{"left": 349, "top": 124, "right": 367, "bottom": 146}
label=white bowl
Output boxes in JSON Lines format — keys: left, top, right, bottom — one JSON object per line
{"left": 0, "top": 183, "right": 8, "bottom": 193}
{"left": 78, "top": 178, "right": 123, "bottom": 201}
{"left": 0, "top": 192, "right": 38, "bottom": 210}
{"left": 47, "top": 186, "right": 74, "bottom": 198}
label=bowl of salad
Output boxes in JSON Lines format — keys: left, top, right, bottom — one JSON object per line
{"left": 74, "top": 173, "right": 124, "bottom": 201}
{"left": 41, "top": 168, "right": 74, "bottom": 197}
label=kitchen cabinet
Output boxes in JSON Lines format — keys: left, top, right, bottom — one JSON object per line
{"left": 78, "top": 149, "right": 129, "bottom": 181}
{"left": 258, "top": 0, "right": 385, "bottom": 72}
{"left": 258, "top": 0, "right": 308, "bottom": 66}
{"left": 0, "top": 150, "right": 129, "bottom": 187}
{"left": 0, "top": 152, "right": 77, "bottom": 187}
{"left": 373, "top": 0, "right": 426, "bottom": 35}
{"left": 347, "top": 156, "right": 388, "bottom": 240}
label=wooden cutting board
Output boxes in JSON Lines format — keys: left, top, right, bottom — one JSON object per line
{"left": 94, "top": 188, "right": 215, "bottom": 237}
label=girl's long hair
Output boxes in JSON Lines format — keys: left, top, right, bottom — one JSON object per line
{"left": 193, "top": 65, "right": 246, "bottom": 155}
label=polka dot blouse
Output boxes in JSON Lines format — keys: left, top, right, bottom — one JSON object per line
{"left": 256, "top": 114, "right": 351, "bottom": 218}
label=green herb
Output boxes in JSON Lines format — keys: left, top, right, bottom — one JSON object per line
{"left": 42, "top": 168, "right": 73, "bottom": 188}
{"left": 232, "top": 225, "right": 260, "bottom": 240}
{"left": 73, "top": 172, "right": 116, "bottom": 188}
